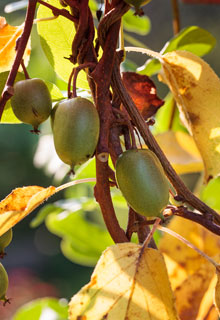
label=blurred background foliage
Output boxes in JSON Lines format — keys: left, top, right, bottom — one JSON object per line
{"left": 0, "top": 0, "right": 220, "bottom": 318}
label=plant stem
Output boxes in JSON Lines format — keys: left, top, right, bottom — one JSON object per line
{"left": 0, "top": 0, "right": 37, "bottom": 120}
{"left": 170, "top": 0, "right": 181, "bottom": 35}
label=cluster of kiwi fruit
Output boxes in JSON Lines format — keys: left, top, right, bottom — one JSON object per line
{"left": 11, "top": 78, "right": 100, "bottom": 173}
{"left": 11, "top": 78, "right": 169, "bottom": 219}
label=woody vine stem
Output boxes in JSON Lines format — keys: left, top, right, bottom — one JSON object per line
{"left": 0, "top": 0, "right": 220, "bottom": 244}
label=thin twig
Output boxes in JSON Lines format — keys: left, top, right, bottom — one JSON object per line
{"left": 158, "top": 225, "right": 219, "bottom": 269}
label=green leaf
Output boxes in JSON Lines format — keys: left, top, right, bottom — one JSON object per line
{"left": 123, "top": 10, "right": 151, "bottom": 35}
{"left": 37, "top": 0, "right": 88, "bottom": 89}
{"left": 13, "top": 298, "right": 68, "bottom": 320}
{"left": 0, "top": 72, "right": 25, "bottom": 123}
{"left": 46, "top": 210, "right": 113, "bottom": 266}
{"left": 153, "top": 93, "right": 188, "bottom": 135}
{"left": 44, "top": 80, "right": 64, "bottom": 101}
{"left": 201, "top": 177, "right": 220, "bottom": 210}
{"left": 163, "top": 26, "right": 216, "bottom": 56}
{"left": 138, "top": 26, "right": 216, "bottom": 76}
{"left": 30, "top": 204, "right": 62, "bottom": 228}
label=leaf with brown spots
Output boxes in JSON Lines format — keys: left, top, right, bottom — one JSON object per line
{"left": 0, "top": 186, "right": 56, "bottom": 236}
{"left": 160, "top": 50, "right": 220, "bottom": 182}
{"left": 174, "top": 259, "right": 217, "bottom": 320}
{"left": 0, "top": 16, "right": 31, "bottom": 72}
{"left": 69, "top": 243, "right": 179, "bottom": 320}
{"left": 122, "top": 72, "right": 164, "bottom": 120}
{"left": 159, "top": 216, "right": 220, "bottom": 279}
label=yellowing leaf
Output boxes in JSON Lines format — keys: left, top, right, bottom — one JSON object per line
{"left": 155, "top": 131, "right": 203, "bottom": 175}
{"left": 160, "top": 50, "right": 220, "bottom": 182}
{"left": 69, "top": 243, "right": 179, "bottom": 320}
{"left": 0, "top": 185, "right": 56, "bottom": 236}
{"left": 197, "top": 269, "right": 219, "bottom": 320}
{"left": 163, "top": 253, "right": 188, "bottom": 291}
{"left": 159, "top": 216, "right": 220, "bottom": 277}
{"left": 175, "top": 260, "right": 215, "bottom": 320}
{"left": 214, "top": 268, "right": 220, "bottom": 316}
{"left": 0, "top": 16, "right": 31, "bottom": 72}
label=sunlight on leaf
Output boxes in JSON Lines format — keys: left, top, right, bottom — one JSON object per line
{"left": 69, "top": 243, "right": 179, "bottom": 320}
{"left": 155, "top": 131, "right": 203, "bottom": 175}
{"left": 160, "top": 50, "right": 220, "bottom": 182}
{"left": 0, "top": 178, "right": 96, "bottom": 237}
{"left": 215, "top": 268, "right": 220, "bottom": 316}
{"left": 0, "top": 186, "right": 56, "bottom": 236}
{"left": 0, "top": 16, "right": 30, "bottom": 72}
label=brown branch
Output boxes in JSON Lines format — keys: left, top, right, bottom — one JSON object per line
{"left": 0, "top": 0, "right": 38, "bottom": 120}
{"left": 165, "top": 205, "right": 220, "bottom": 236}
{"left": 94, "top": 158, "right": 128, "bottom": 242}
{"left": 171, "top": 0, "right": 181, "bottom": 35}
{"left": 112, "top": 60, "right": 220, "bottom": 226}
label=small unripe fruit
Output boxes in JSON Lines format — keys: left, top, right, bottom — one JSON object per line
{"left": 11, "top": 78, "right": 52, "bottom": 131}
{"left": 116, "top": 149, "right": 169, "bottom": 218}
{"left": 51, "top": 97, "right": 100, "bottom": 171}
{"left": 0, "top": 229, "right": 13, "bottom": 258}
{"left": 0, "top": 263, "right": 8, "bottom": 301}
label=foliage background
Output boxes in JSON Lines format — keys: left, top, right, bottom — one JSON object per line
{"left": 0, "top": 0, "right": 220, "bottom": 318}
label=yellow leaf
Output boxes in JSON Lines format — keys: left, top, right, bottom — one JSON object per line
{"left": 159, "top": 217, "right": 220, "bottom": 277}
{"left": 197, "top": 268, "right": 219, "bottom": 320}
{"left": 0, "top": 16, "right": 31, "bottom": 72}
{"left": 0, "top": 185, "right": 56, "bottom": 236}
{"left": 155, "top": 131, "right": 203, "bottom": 175}
{"left": 175, "top": 260, "right": 215, "bottom": 320}
{"left": 214, "top": 268, "right": 220, "bottom": 316}
{"left": 163, "top": 253, "right": 188, "bottom": 291}
{"left": 69, "top": 243, "right": 179, "bottom": 320}
{"left": 160, "top": 50, "right": 220, "bottom": 182}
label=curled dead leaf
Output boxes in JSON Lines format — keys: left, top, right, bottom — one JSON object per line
{"left": 122, "top": 72, "right": 164, "bottom": 120}
{"left": 0, "top": 185, "right": 56, "bottom": 236}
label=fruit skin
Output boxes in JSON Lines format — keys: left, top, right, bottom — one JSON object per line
{"left": 116, "top": 149, "right": 169, "bottom": 218}
{"left": 124, "top": 0, "right": 151, "bottom": 9}
{"left": 0, "top": 263, "right": 8, "bottom": 300}
{"left": 11, "top": 78, "right": 52, "bottom": 130}
{"left": 0, "top": 229, "right": 13, "bottom": 256}
{"left": 51, "top": 97, "right": 100, "bottom": 170}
